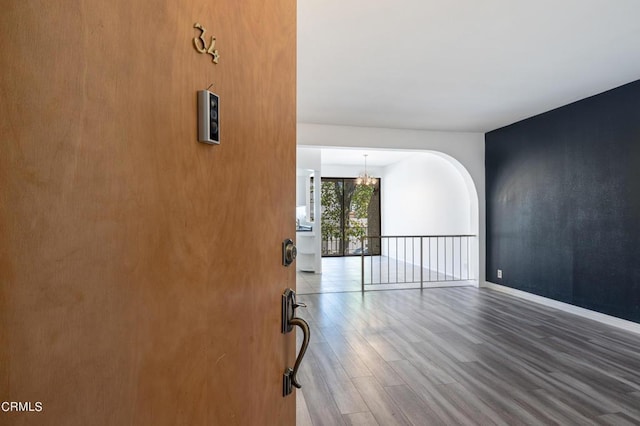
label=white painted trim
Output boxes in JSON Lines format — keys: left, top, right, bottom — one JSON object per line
{"left": 482, "top": 281, "right": 640, "bottom": 335}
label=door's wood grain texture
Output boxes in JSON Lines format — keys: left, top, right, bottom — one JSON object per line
{"left": 0, "top": 1, "right": 296, "bottom": 425}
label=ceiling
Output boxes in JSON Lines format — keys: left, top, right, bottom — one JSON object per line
{"left": 298, "top": 0, "right": 640, "bottom": 133}
{"left": 321, "top": 148, "right": 417, "bottom": 167}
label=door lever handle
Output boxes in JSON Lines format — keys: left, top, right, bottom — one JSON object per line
{"left": 282, "top": 288, "right": 310, "bottom": 396}
{"left": 287, "top": 316, "right": 310, "bottom": 389}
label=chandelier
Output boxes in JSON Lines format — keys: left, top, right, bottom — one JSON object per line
{"left": 355, "top": 154, "right": 376, "bottom": 186}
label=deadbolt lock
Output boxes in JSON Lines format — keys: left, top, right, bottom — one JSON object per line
{"left": 282, "top": 238, "right": 297, "bottom": 267}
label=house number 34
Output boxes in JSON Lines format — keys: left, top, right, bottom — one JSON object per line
{"left": 193, "top": 23, "right": 219, "bottom": 64}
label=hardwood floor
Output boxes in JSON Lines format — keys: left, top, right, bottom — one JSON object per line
{"left": 294, "top": 287, "right": 640, "bottom": 425}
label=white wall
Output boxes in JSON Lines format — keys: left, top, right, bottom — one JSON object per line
{"left": 297, "top": 146, "right": 321, "bottom": 170}
{"left": 383, "top": 154, "right": 471, "bottom": 235}
{"left": 382, "top": 153, "right": 473, "bottom": 280}
{"left": 298, "top": 123, "right": 485, "bottom": 285}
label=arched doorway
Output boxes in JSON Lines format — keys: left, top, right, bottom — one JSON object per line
{"left": 297, "top": 147, "right": 480, "bottom": 293}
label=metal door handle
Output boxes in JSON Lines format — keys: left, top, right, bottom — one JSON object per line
{"left": 287, "top": 317, "right": 310, "bottom": 389}
{"left": 282, "top": 288, "right": 310, "bottom": 396}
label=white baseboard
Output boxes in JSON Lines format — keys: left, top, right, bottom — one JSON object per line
{"left": 482, "top": 281, "right": 640, "bottom": 335}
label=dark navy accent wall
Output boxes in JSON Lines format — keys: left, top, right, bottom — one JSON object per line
{"left": 486, "top": 79, "right": 640, "bottom": 324}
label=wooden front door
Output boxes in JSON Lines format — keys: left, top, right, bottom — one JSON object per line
{"left": 0, "top": 1, "right": 296, "bottom": 424}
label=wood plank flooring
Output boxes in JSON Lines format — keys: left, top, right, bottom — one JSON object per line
{"left": 295, "top": 287, "right": 640, "bottom": 425}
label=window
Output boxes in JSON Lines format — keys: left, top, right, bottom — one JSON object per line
{"left": 320, "top": 178, "right": 381, "bottom": 256}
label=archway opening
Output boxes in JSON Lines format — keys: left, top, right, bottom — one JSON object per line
{"left": 296, "top": 146, "right": 480, "bottom": 293}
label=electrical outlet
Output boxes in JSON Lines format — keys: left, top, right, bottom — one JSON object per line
{"left": 497, "top": 269, "right": 502, "bottom": 279}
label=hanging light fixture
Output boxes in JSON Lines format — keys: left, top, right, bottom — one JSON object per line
{"left": 355, "top": 154, "right": 376, "bottom": 186}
